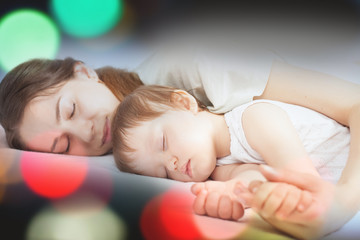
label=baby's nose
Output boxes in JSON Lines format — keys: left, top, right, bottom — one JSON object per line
{"left": 167, "top": 156, "right": 178, "bottom": 171}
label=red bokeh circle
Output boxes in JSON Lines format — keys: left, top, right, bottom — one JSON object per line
{"left": 141, "top": 188, "right": 202, "bottom": 240}
{"left": 21, "top": 151, "right": 88, "bottom": 199}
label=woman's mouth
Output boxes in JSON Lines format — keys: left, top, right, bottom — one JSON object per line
{"left": 101, "top": 117, "right": 111, "bottom": 146}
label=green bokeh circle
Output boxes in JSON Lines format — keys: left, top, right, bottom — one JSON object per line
{"left": 51, "top": 0, "right": 123, "bottom": 38}
{"left": 0, "top": 9, "right": 60, "bottom": 72}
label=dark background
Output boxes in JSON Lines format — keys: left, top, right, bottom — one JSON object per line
{"left": 1, "top": 0, "right": 360, "bottom": 78}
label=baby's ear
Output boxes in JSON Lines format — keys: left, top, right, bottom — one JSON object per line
{"left": 170, "top": 90, "right": 199, "bottom": 113}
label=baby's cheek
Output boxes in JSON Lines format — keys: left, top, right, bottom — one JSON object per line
{"left": 167, "top": 172, "right": 188, "bottom": 182}
{"left": 155, "top": 168, "right": 167, "bottom": 179}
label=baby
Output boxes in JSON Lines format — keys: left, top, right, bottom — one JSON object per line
{"left": 111, "top": 85, "right": 349, "bottom": 224}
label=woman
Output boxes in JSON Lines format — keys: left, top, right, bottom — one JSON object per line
{"left": 0, "top": 58, "right": 143, "bottom": 155}
{"left": 0, "top": 51, "right": 359, "bottom": 238}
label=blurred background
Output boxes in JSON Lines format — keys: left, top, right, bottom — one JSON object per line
{"left": 0, "top": 1, "right": 360, "bottom": 240}
{"left": 0, "top": 0, "right": 360, "bottom": 81}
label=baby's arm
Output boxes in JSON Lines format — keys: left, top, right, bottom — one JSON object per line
{"left": 192, "top": 102, "right": 320, "bottom": 221}
{"left": 241, "top": 102, "right": 320, "bottom": 176}
{"left": 240, "top": 102, "right": 322, "bottom": 216}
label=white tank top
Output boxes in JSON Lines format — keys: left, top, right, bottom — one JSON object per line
{"left": 135, "top": 48, "right": 278, "bottom": 113}
{"left": 218, "top": 100, "right": 350, "bottom": 183}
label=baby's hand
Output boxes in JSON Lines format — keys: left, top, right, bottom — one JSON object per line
{"left": 191, "top": 180, "right": 245, "bottom": 220}
{"left": 236, "top": 181, "right": 313, "bottom": 220}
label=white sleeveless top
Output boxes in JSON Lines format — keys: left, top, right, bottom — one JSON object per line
{"left": 218, "top": 100, "right": 350, "bottom": 183}
{"left": 135, "top": 48, "right": 280, "bottom": 113}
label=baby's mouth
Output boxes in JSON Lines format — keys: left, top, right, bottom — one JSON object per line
{"left": 185, "top": 159, "right": 192, "bottom": 178}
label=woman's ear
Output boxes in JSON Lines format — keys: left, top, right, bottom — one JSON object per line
{"left": 171, "top": 90, "right": 199, "bottom": 113}
{"left": 73, "top": 62, "right": 98, "bottom": 80}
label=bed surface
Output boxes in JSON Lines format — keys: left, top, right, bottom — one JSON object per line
{"left": 1, "top": 136, "right": 360, "bottom": 239}
{"left": 0, "top": 147, "right": 287, "bottom": 240}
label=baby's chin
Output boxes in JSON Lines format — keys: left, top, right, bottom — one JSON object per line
{"left": 169, "top": 174, "right": 206, "bottom": 183}
{"left": 188, "top": 174, "right": 212, "bottom": 183}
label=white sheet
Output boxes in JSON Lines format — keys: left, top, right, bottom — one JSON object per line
{"left": 0, "top": 143, "right": 358, "bottom": 239}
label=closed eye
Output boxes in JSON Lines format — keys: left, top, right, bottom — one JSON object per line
{"left": 69, "top": 103, "right": 76, "bottom": 119}
{"left": 162, "top": 133, "right": 167, "bottom": 151}
{"left": 64, "top": 135, "right": 71, "bottom": 153}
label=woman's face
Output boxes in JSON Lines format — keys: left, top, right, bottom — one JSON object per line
{"left": 19, "top": 64, "right": 120, "bottom": 156}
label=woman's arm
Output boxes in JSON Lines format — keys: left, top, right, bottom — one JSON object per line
{"left": 258, "top": 60, "right": 360, "bottom": 126}
{"left": 262, "top": 61, "right": 360, "bottom": 187}
{"left": 255, "top": 61, "right": 360, "bottom": 237}
{"left": 260, "top": 60, "right": 360, "bottom": 197}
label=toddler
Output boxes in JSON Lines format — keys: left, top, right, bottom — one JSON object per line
{"left": 111, "top": 85, "right": 349, "bottom": 224}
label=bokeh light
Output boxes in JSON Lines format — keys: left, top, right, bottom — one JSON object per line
{"left": 0, "top": 148, "right": 23, "bottom": 185}
{"left": 141, "top": 188, "right": 202, "bottom": 240}
{"left": 52, "top": 166, "right": 113, "bottom": 214}
{"left": 140, "top": 187, "right": 270, "bottom": 240}
{"left": 21, "top": 151, "right": 88, "bottom": 199}
{"left": 51, "top": 0, "right": 123, "bottom": 38}
{"left": 0, "top": 148, "right": 23, "bottom": 203}
{"left": 78, "top": 4, "right": 136, "bottom": 51}
{"left": 0, "top": 9, "right": 60, "bottom": 72}
{"left": 193, "top": 214, "right": 246, "bottom": 239}
{"left": 26, "top": 205, "right": 126, "bottom": 240}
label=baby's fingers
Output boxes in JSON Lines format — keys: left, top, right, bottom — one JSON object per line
{"left": 234, "top": 182, "right": 253, "bottom": 207}
{"left": 248, "top": 180, "right": 263, "bottom": 193}
{"left": 218, "top": 195, "right": 233, "bottom": 219}
{"left": 205, "top": 191, "right": 221, "bottom": 217}
{"left": 191, "top": 182, "right": 206, "bottom": 195}
{"left": 232, "top": 200, "right": 245, "bottom": 220}
{"left": 192, "top": 190, "right": 208, "bottom": 215}
{"left": 297, "top": 190, "right": 313, "bottom": 212}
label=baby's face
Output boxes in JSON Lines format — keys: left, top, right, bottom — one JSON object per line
{"left": 123, "top": 109, "right": 217, "bottom": 182}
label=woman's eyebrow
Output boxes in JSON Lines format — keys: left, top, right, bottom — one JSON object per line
{"left": 56, "top": 96, "right": 61, "bottom": 123}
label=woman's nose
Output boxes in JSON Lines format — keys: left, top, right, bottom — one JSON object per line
{"left": 166, "top": 156, "right": 178, "bottom": 171}
{"left": 65, "top": 118, "right": 94, "bottom": 143}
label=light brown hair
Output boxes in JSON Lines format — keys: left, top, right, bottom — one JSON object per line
{"left": 0, "top": 57, "right": 143, "bottom": 150}
{"left": 112, "top": 85, "right": 207, "bottom": 174}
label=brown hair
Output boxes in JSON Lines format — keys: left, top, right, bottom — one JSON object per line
{"left": 112, "top": 85, "right": 207, "bottom": 174}
{"left": 0, "top": 57, "right": 143, "bottom": 150}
